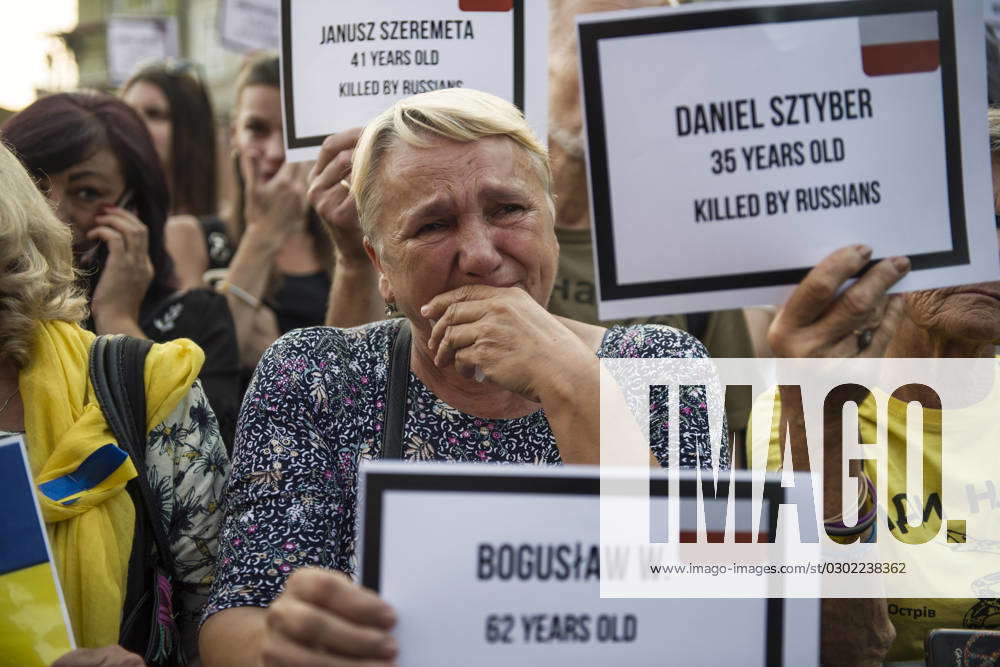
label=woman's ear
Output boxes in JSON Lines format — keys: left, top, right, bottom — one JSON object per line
{"left": 378, "top": 273, "right": 394, "bottom": 305}
{"left": 364, "top": 236, "right": 394, "bottom": 303}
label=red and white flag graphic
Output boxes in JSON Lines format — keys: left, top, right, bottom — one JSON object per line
{"left": 459, "top": 0, "right": 513, "bottom": 10}
{"left": 859, "top": 11, "right": 940, "bottom": 77}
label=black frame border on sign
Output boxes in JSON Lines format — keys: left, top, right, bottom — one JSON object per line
{"left": 578, "top": 0, "right": 966, "bottom": 302}
{"left": 360, "top": 469, "right": 790, "bottom": 667}
{"left": 281, "top": 0, "right": 526, "bottom": 150}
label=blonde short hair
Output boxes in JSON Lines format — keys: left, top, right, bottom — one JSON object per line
{"left": 0, "top": 142, "right": 87, "bottom": 367}
{"left": 351, "top": 88, "right": 551, "bottom": 249}
{"left": 990, "top": 106, "right": 1000, "bottom": 155}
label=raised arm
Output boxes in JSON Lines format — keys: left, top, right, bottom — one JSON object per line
{"left": 307, "top": 129, "right": 384, "bottom": 328}
{"left": 164, "top": 214, "right": 210, "bottom": 290}
{"left": 88, "top": 204, "right": 153, "bottom": 339}
{"left": 221, "top": 155, "right": 308, "bottom": 366}
{"left": 767, "top": 245, "right": 909, "bottom": 665}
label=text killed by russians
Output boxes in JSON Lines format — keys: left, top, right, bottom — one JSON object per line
{"left": 694, "top": 180, "right": 882, "bottom": 223}
{"left": 339, "top": 79, "right": 464, "bottom": 98}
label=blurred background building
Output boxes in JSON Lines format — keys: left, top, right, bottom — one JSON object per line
{"left": 8, "top": 1, "right": 1000, "bottom": 126}
{"left": 23, "top": 0, "right": 282, "bottom": 213}
{"left": 60, "top": 0, "right": 250, "bottom": 120}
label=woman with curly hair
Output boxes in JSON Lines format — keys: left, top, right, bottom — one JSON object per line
{"left": 0, "top": 142, "right": 228, "bottom": 665}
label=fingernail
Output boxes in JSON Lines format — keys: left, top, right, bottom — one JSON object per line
{"left": 383, "top": 637, "right": 398, "bottom": 656}
{"left": 856, "top": 245, "right": 872, "bottom": 259}
{"left": 420, "top": 305, "right": 430, "bottom": 316}
{"left": 382, "top": 608, "right": 397, "bottom": 627}
{"left": 892, "top": 256, "right": 911, "bottom": 273}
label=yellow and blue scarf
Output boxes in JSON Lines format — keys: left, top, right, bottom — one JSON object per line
{"left": 22, "top": 320, "right": 202, "bottom": 648}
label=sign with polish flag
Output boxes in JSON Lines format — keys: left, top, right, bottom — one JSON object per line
{"left": 859, "top": 12, "right": 940, "bottom": 77}
{"left": 577, "top": 0, "right": 996, "bottom": 319}
{"left": 280, "top": 0, "right": 549, "bottom": 162}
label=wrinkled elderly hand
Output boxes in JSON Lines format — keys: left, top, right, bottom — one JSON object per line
{"left": 307, "top": 128, "right": 368, "bottom": 265}
{"left": 52, "top": 645, "right": 145, "bottom": 666}
{"left": 423, "top": 285, "right": 596, "bottom": 403}
{"left": 767, "top": 245, "right": 910, "bottom": 358}
{"left": 259, "top": 567, "right": 397, "bottom": 667}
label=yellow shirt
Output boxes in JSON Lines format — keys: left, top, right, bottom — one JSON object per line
{"left": 759, "top": 377, "right": 1000, "bottom": 661}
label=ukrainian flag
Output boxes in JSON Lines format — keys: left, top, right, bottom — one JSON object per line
{"left": 0, "top": 435, "right": 75, "bottom": 666}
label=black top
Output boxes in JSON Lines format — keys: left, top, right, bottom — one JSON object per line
{"left": 267, "top": 271, "right": 331, "bottom": 334}
{"left": 139, "top": 288, "right": 241, "bottom": 451}
{"left": 197, "top": 215, "right": 234, "bottom": 271}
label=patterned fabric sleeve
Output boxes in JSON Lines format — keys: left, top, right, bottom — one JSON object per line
{"left": 144, "top": 380, "right": 230, "bottom": 660}
{"left": 203, "top": 327, "right": 363, "bottom": 622}
{"left": 600, "top": 325, "right": 730, "bottom": 470}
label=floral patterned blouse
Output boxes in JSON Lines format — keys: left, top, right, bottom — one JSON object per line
{"left": 204, "top": 320, "right": 727, "bottom": 620}
{"left": 1, "top": 380, "right": 229, "bottom": 661}
{"left": 146, "top": 381, "right": 230, "bottom": 658}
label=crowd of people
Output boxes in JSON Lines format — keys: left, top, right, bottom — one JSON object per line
{"left": 0, "top": 2, "right": 998, "bottom": 666}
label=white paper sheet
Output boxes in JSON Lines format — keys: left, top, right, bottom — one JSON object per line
{"left": 578, "top": 0, "right": 998, "bottom": 318}
{"left": 280, "top": 0, "right": 548, "bottom": 162}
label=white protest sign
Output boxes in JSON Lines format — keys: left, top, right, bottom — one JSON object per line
{"left": 219, "top": 0, "right": 280, "bottom": 53}
{"left": 358, "top": 463, "right": 820, "bottom": 666}
{"left": 578, "top": 0, "right": 997, "bottom": 319}
{"left": 106, "top": 16, "right": 180, "bottom": 86}
{"left": 279, "top": 0, "right": 548, "bottom": 162}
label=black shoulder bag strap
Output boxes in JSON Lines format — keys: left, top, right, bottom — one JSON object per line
{"left": 88, "top": 334, "right": 179, "bottom": 661}
{"left": 381, "top": 319, "right": 411, "bottom": 460}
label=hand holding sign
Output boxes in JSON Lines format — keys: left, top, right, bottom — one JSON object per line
{"left": 765, "top": 245, "right": 909, "bottom": 664}
{"left": 767, "top": 245, "right": 910, "bottom": 358}
{"left": 307, "top": 127, "right": 367, "bottom": 265}
{"left": 260, "top": 568, "right": 397, "bottom": 665}
{"left": 577, "top": 0, "right": 996, "bottom": 318}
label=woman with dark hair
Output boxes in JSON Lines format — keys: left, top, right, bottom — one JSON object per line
{"left": 1, "top": 91, "right": 241, "bottom": 449}
{"left": 207, "top": 52, "right": 380, "bottom": 379}
{"left": 0, "top": 140, "right": 227, "bottom": 666}
{"left": 122, "top": 61, "right": 216, "bottom": 217}
{"left": 215, "top": 53, "right": 336, "bottom": 372}
{"left": 122, "top": 60, "right": 235, "bottom": 291}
